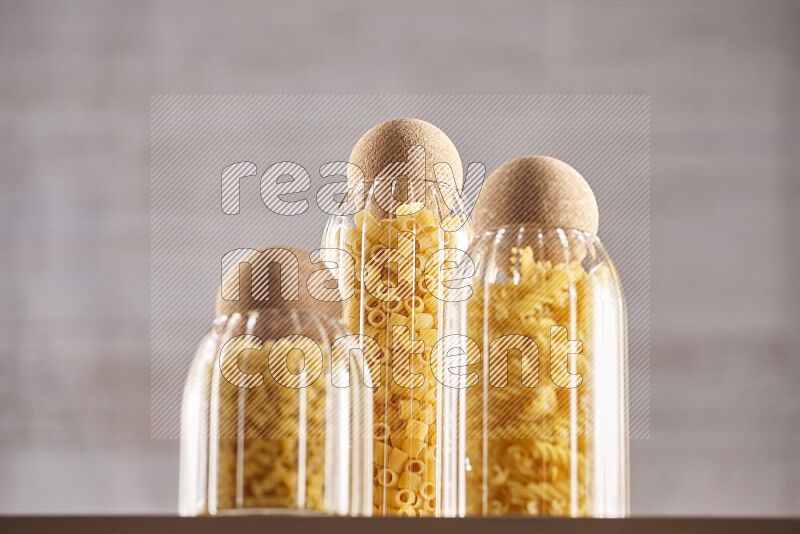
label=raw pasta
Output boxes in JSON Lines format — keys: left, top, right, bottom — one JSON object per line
{"left": 214, "top": 337, "right": 327, "bottom": 512}
{"left": 342, "top": 202, "right": 464, "bottom": 516}
{"left": 465, "top": 247, "right": 594, "bottom": 516}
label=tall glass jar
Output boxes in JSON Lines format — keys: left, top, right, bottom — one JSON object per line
{"left": 322, "top": 119, "right": 472, "bottom": 516}
{"left": 180, "top": 304, "right": 371, "bottom": 515}
{"left": 439, "top": 156, "right": 629, "bottom": 517}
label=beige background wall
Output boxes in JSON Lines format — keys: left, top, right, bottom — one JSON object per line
{"left": 0, "top": 0, "right": 798, "bottom": 515}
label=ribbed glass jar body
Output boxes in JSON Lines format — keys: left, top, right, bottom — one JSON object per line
{"left": 439, "top": 227, "right": 629, "bottom": 517}
{"left": 179, "top": 310, "right": 371, "bottom": 516}
{"left": 323, "top": 177, "right": 471, "bottom": 516}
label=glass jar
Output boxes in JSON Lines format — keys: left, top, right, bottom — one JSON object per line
{"left": 323, "top": 168, "right": 472, "bottom": 516}
{"left": 439, "top": 227, "right": 629, "bottom": 517}
{"left": 179, "top": 308, "right": 372, "bottom": 516}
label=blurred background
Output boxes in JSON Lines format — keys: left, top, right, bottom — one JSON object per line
{"left": 0, "top": 0, "right": 798, "bottom": 517}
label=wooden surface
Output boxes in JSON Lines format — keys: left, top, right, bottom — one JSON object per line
{"left": 0, "top": 517, "right": 798, "bottom": 534}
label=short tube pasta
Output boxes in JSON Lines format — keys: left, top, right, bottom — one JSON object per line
{"left": 420, "top": 482, "right": 436, "bottom": 500}
{"left": 399, "top": 471, "right": 422, "bottom": 492}
{"left": 376, "top": 467, "right": 399, "bottom": 488}
{"left": 405, "top": 458, "right": 426, "bottom": 476}
{"left": 397, "top": 505, "right": 416, "bottom": 517}
{"left": 414, "top": 313, "right": 434, "bottom": 330}
{"left": 387, "top": 446, "right": 410, "bottom": 473}
{"left": 395, "top": 489, "right": 417, "bottom": 508}
{"left": 342, "top": 199, "right": 468, "bottom": 516}
{"left": 368, "top": 309, "right": 387, "bottom": 329}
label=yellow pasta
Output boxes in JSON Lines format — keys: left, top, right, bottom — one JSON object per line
{"left": 422, "top": 295, "right": 439, "bottom": 315}
{"left": 344, "top": 227, "right": 362, "bottom": 247}
{"left": 402, "top": 437, "right": 427, "bottom": 458}
{"left": 377, "top": 467, "right": 399, "bottom": 488}
{"left": 414, "top": 209, "right": 436, "bottom": 229}
{"left": 387, "top": 300, "right": 405, "bottom": 314}
{"left": 365, "top": 221, "right": 385, "bottom": 243}
{"left": 342, "top": 201, "right": 470, "bottom": 515}
{"left": 387, "top": 313, "right": 408, "bottom": 329}
{"left": 406, "top": 419, "right": 429, "bottom": 441}
{"left": 374, "top": 440, "right": 388, "bottom": 466}
{"left": 347, "top": 316, "right": 360, "bottom": 333}
{"left": 418, "top": 328, "right": 438, "bottom": 349}
{"left": 214, "top": 338, "right": 327, "bottom": 512}
{"left": 425, "top": 461, "right": 437, "bottom": 483}
{"left": 399, "top": 471, "right": 422, "bottom": 492}
{"left": 353, "top": 209, "right": 367, "bottom": 229}
{"left": 404, "top": 295, "right": 424, "bottom": 314}
{"left": 378, "top": 226, "right": 397, "bottom": 247}
{"left": 414, "top": 313, "right": 434, "bottom": 330}
{"left": 398, "top": 398, "right": 420, "bottom": 420}
{"left": 374, "top": 422, "right": 391, "bottom": 441}
{"left": 397, "top": 217, "right": 422, "bottom": 233}
{"left": 423, "top": 497, "right": 436, "bottom": 514}
{"left": 420, "top": 481, "right": 436, "bottom": 501}
{"left": 395, "top": 489, "right": 417, "bottom": 507}
{"left": 416, "top": 232, "right": 436, "bottom": 252}
{"left": 419, "top": 351, "right": 432, "bottom": 366}
{"left": 465, "top": 249, "right": 593, "bottom": 516}
{"left": 367, "top": 309, "right": 387, "bottom": 329}
{"left": 389, "top": 430, "right": 406, "bottom": 448}
{"left": 418, "top": 404, "right": 435, "bottom": 425}
{"left": 387, "top": 446, "right": 410, "bottom": 473}
{"left": 489, "top": 500, "right": 509, "bottom": 515}
{"left": 346, "top": 297, "right": 361, "bottom": 319}
{"left": 395, "top": 202, "right": 425, "bottom": 216}
{"left": 397, "top": 505, "right": 416, "bottom": 517}
{"left": 364, "top": 264, "right": 383, "bottom": 284}
{"left": 405, "top": 458, "right": 426, "bottom": 476}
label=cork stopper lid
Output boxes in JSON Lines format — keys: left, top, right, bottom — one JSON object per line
{"left": 215, "top": 245, "right": 341, "bottom": 318}
{"left": 473, "top": 156, "right": 599, "bottom": 234}
{"left": 347, "top": 118, "right": 463, "bottom": 190}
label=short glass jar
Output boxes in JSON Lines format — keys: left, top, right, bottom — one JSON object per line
{"left": 179, "top": 309, "right": 372, "bottom": 516}
{"left": 439, "top": 226, "right": 629, "bottom": 517}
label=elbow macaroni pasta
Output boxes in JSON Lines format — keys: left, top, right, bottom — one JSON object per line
{"left": 214, "top": 337, "right": 327, "bottom": 512}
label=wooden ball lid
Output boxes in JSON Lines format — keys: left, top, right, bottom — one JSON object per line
{"left": 347, "top": 118, "right": 463, "bottom": 190}
{"left": 215, "top": 245, "right": 341, "bottom": 318}
{"left": 473, "top": 156, "right": 599, "bottom": 235}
